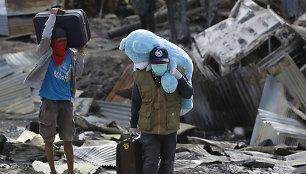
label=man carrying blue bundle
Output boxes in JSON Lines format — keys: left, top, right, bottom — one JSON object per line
{"left": 129, "top": 46, "right": 193, "bottom": 174}
{"left": 24, "top": 8, "right": 85, "bottom": 174}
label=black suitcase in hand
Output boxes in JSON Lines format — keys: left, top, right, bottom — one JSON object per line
{"left": 33, "top": 9, "right": 91, "bottom": 48}
{"left": 116, "top": 136, "right": 142, "bottom": 174}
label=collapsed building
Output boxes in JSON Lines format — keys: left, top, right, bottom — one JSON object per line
{"left": 190, "top": 0, "right": 306, "bottom": 146}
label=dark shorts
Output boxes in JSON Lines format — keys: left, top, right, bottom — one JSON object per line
{"left": 39, "top": 98, "right": 74, "bottom": 143}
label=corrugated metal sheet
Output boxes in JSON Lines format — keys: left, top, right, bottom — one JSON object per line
{"left": 183, "top": 66, "right": 265, "bottom": 130}
{"left": 250, "top": 75, "right": 306, "bottom": 146}
{"left": 0, "top": 59, "right": 13, "bottom": 78}
{"left": 174, "top": 160, "right": 203, "bottom": 171}
{"left": 74, "top": 144, "right": 204, "bottom": 170}
{"left": 0, "top": 0, "right": 9, "bottom": 36}
{"left": 3, "top": 111, "right": 39, "bottom": 120}
{"left": 224, "top": 149, "right": 295, "bottom": 172}
{"left": 251, "top": 109, "right": 306, "bottom": 146}
{"left": 267, "top": 54, "right": 306, "bottom": 106}
{"left": 105, "top": 63, "right": 133, "bottom": 104}
{"left": 0, "top": 71, "right": 35, "bottom": 114}
{"left": 96, "top": 100, "right": 131, "bottom": 121}
{"left": 0, "top": 51, "right": 37, "bottom": 115}
{"left": 0, "top": 0, "right": 6, "bottom": 15}
{"left": 175, "top": 152, "right": 199, "bottom": 160}
{"left": 256, "top": 75, "right": 292, "bottom": 115}
{"left": 74, "top": 145, "right": 117, "bottom": 167}
{"left": 2, "top": 50, "right": 37, "bottom": 67}
{"left": 281, "top": 0, "right": 306, "bottom": 22}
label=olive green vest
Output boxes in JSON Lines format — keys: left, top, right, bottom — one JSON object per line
{"left": 133, "top": 68, "right": 185, "bottom": 135}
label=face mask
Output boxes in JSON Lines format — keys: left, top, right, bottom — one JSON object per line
{"left": 134, "top": 62, "right": 149, "bottom": 70}
{"left": 51, "top": 40, "right": 67, "bottom": 67}
{"left": 151, "top": 64, "right": 168, "bottom": 76}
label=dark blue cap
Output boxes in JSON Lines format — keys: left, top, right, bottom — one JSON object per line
{"left": 150, "top": 46, "right": 169, "bottom": 64}
{"left": 51, "top": 27, "right": 66, "bottom": 41}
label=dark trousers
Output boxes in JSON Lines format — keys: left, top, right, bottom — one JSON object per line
{"left": 140, "top": 132, "right": 177, "bottom": 174}
{"left": 139, "top": 10, "right": 155, "bottom": 33}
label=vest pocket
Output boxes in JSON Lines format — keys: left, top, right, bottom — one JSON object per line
{"left": 138, "top": 111, "right": 152, "bottom": 131}
{"left": 166, "top": 108, "right": 180, "bottom": 130}
{"left": 139, "top": 84, "right": 152, "bottom": 101}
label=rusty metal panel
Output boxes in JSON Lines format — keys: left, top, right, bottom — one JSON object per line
{"left": 5, "top": 0, "right": 58, "bottom": 16}
{"left": 0, "top": 0, "right": 58, "bottom": 37}
{"left": 7, "top": 16, "right": 35, "bottom": 36}
{"left": 105, "top": 63, "right": 133, "bottom": 104}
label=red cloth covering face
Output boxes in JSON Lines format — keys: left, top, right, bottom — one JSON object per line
{"left": 51, "top": 40, "right": 67, "bottom": 67}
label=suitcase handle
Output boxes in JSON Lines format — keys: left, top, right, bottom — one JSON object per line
{"left": 57, "top": 9, "right": 66, "bottom": 15}
{"left": 129, "top": 134, "right": 141, "bottom": 140}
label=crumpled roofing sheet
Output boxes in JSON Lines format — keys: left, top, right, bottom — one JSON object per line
{"left": 0, "top": 51, "right": 38, "bottom": 115}
{"left": 0, "top": 59, "right": 13, "bottom": 78}
{"left": 0, "top": 71, "right": 34, "bottom": 114}
{"left": 2, "top": 51, "right": 37, "bottom": 67}
{"left": 251, "top": 109, "right": 306, "bottom": 146}
{"left": 250, "top": 74, "right": 306, "bottom": 146}
{"left": 74, "top": 144, "right": 117, "bottom": 167}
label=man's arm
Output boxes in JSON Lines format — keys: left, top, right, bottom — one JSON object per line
{"left": 130, "top": 83, "right": 142, "bottom": 128}
{"left": 177, "top": 75, "right": 193, "bottom": 99}
{"left": 36, "top": 8, "right": 57, "bottom": 57}
{"left": 169, "top": 68, "right": 193, "bottom": 99}
{"left": 74, "top": 48, "right": 85, "bottom": 77}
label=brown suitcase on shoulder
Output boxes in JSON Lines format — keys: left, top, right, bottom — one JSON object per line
{"left": 116, "top": 136, "right": 142, "bottom": 174}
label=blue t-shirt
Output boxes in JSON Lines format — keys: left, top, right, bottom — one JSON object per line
{"left": 39, "top": 52, "right": 72, "bottom": 100}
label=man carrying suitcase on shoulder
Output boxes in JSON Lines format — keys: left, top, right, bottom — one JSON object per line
{"left": 24, "top": 8, "right": 85, "bottom": 174}
{"left": 129, "top": 46, "right": 193, "bottom": 174}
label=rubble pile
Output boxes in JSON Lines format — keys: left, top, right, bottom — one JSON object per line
{"left": 0, "top": 0, "right": 306, "bottom": 174}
